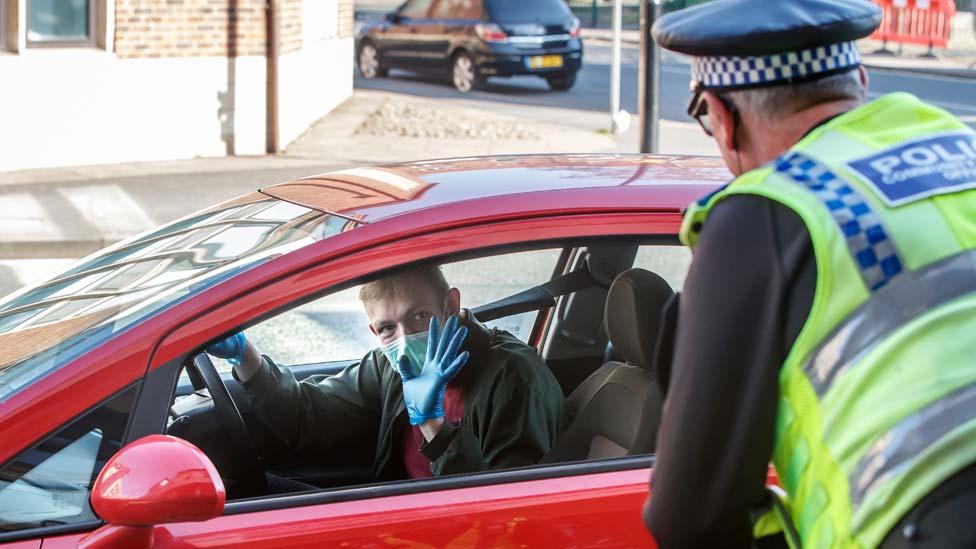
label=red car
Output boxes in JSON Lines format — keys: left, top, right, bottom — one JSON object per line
{"left": 0, "top": 154, "right": 731, "bottom": 549}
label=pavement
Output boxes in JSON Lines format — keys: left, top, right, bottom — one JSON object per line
{"left": 582, "top": 29, "right": 976, "bottom": 79}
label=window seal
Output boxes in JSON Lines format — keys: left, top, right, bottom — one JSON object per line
{"left": 0, "top": 519, "right": 102, "bottom": 544}
{"left": 225, "top": 454, "right": 654, "bottom": 516}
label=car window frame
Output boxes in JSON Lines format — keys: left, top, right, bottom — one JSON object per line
{"left": 0, "top": 383, "right": 140, "bottom": 544}
{"left": 398, "top": 0, "right": 435, "bottom": 19}
{"left": 146, "top": 210, "right": 683, "bottom": 518}
{"left": 430, "top": 0, "right": 484, "bottom": 20}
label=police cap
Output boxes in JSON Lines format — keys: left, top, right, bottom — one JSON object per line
{"left": 653, "top": 0, "right": 882, "bottom": 92}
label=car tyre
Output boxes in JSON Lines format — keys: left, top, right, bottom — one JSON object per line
{"left": 545, "top": 71, "right": 577, "bottom": 91}
{"left": 452, "top": 51, "right": 483, "bottom": 93}
{"left": 358, "top": 41, "right": 387, "bottom": 79}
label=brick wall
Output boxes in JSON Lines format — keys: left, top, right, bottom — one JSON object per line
{"left": 338, "top": 0, "right": 354, "bottom": 38}
{"left": 115, "top": 0, "right": 304, "bottom": 59}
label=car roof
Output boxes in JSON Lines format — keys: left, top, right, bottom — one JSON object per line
{"left": 260, "top": 154, "right": 729, "bottom": 226}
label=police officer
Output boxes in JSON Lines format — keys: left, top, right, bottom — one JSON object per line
{"left": 644, "top": 0, "right": 976, "bottom": 547}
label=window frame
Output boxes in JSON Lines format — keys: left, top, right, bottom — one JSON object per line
{"left": 0, "top": 383, "right": 139, "bottom": 542}
{"left": 398, "top": 0, "right": 435, "bottom": 19}
{"left": 148, "top": 209, "right": 684, "bottom": 509}
{"left": 430, "top": 0, "right": 484, "bottom": 20}
{"left": 25, "top": 0, "right": 97, "bottom": 48}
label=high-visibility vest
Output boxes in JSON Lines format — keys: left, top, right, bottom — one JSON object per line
{"left": 681, "top": 92, "right": 976, "bottom": 548}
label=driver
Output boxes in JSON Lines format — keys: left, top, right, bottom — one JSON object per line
{"left": 207, "top": 263, "right": 566, "bottom": 480}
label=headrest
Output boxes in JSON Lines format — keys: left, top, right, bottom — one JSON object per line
{"left": 604, "top": 268, "right": 675, "bottom": 371}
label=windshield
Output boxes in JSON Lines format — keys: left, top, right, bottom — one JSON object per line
{"left": 0, "top": 194, "right": 360, "bottom": 402}
{"left": 484, "top": 0, "right": 572, "bottom": 22}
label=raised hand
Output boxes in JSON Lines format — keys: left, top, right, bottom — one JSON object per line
{"left": 396, "top": 316, "right": 469, "bottom": 426}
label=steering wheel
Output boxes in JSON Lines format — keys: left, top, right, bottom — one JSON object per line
{"left": 187, "top": 353, "right": 267, "bottom": 492}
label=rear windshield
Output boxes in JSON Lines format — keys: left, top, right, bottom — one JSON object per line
{"left": 485, "top": 0, "right": 572, "bottom": 21}
{"left": 0, "top": 195, "right": 360, "bottom": 402}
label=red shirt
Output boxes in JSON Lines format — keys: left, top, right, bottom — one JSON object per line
{"left": 402, "top": 382, "right": 465, "bottom": 478}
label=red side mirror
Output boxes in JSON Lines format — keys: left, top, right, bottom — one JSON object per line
{"left": 79, "top": 435, "right": 225, "bottom": 549}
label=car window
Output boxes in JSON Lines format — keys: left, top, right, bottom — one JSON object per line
{"left": 633, "top": 244, "right": 692, "bottom": 290}
{"left": 400, "top": 0, "right": 434, "bottom": 19}
{"left": 483, "top": 0, "right": 571, "bottom": 22}
{"left": 240, "top": 248, "right": 562, "bottom": 368}
{"left": 0, "top": 385, "right": 136, "bottom": 533}
{"left": 432, "top": 0, "right": 483, "bottom": 19}
{"left": 0, "top": 195, "right": 359, "bottom": 403}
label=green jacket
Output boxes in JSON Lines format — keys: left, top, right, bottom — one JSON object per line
{"left": 242, "top": 311, "right": 566, "bottom": 479}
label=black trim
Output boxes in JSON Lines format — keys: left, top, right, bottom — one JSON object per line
{"left": 225, "top": 454, "right": 655, "bottom": 515}
{"left": 127, "top": 358, "right": 182, "bottom": 443}
{"left": 472, "top": 264, "right": 597, "bottom": 322}
{"left": 0, "top": 520, "right": 101, "bottom": 544}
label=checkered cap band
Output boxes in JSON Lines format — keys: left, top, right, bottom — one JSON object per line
{"left": 775, "top": 152, "right": 904, "bottom": 292}
{"left": 691, "top": 41, "right": 861, "bottom": 89}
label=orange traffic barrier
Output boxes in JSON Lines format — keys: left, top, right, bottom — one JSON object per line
{"left": 871, "top": 0, "right": 957, "bottom": 55}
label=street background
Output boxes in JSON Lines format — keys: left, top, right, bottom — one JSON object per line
{"left": 1, "top": 0, "right": 975, "bottom": 302}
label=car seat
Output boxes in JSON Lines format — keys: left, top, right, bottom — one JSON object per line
{"left": 541, "top": 268, "right": 673, "bottom": 462}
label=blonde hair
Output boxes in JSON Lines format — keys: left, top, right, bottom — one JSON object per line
{"left": 359, "top": 264, "right": 450, "bottom": 304}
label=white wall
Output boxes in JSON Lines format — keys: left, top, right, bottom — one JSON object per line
{"left": 0, "top": 37, "right": 352, "bottom": 172}
{"left": 279, "top": 37, "right": 354, "bottom": 148}
{"left": 950, "top": 12, "right": 976, "bottom": 50}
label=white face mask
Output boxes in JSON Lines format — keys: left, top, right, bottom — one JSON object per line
{"left": 380, "top": 330, "right": 428, "bottom": 378}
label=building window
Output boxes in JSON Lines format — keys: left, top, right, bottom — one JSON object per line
{"left": 27, "top": 0, "right": 95, "bottom": 46}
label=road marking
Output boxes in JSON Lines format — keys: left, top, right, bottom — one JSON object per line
{"left": 57, "top": 184, "right": 156, "bottom": 240}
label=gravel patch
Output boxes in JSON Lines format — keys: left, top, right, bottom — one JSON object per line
{"left": 356, "top": 100, "right": 541, "bottom": 140}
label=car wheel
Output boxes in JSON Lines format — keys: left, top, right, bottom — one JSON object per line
{"left": 546, "top": 72, "right": 577, "bottom": 91}
{"left": 452, "top": 52, "right": 482, "bottom": 93}
{"left": 358, "top": 41, "right": 387, "bottom": 79}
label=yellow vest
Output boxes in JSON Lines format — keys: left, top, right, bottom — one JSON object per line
{"left": 682, "top": 93, "right": 976, "bottom": 548}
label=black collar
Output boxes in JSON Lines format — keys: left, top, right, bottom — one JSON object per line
{"left": 801, "top": 112, "right": 846, "bottom": 139}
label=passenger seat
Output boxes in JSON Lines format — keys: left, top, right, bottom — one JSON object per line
{"left": 541, "top": 268, "right": 673, "bottom": 462}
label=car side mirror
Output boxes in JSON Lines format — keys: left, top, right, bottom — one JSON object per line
{"left": 385, "top": 12, "right": 401, "bottom": 23}
{"left": 78, "top": 435, "right": 225, "bottom": 549}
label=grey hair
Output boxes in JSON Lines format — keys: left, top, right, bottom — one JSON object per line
{"left": 726, "top": 69, "right": 866, "bottom": 123}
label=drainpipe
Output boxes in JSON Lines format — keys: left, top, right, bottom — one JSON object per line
{"left": 266, "top": 0, "right": 280, "bottom": 154}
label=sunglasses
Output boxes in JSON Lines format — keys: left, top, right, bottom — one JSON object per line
{"left": 687, "top": 89, "right": 737, "bottom": 137}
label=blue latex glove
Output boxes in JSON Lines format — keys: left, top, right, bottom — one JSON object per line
{"left": 206, "top": 332, "right": 247, "bottom": 366}
{"left": 396, "top": 316, "right": 469, "bottom": 426}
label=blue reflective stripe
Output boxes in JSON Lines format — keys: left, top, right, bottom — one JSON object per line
{"left": 695, "top": 182, "right": 730, "bottom": 207}
{"left": 775, "top": 152, "right": 904, "bottom": 291}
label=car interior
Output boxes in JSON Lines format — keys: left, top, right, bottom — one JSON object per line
{"left": 165, "top": 238, "right": 691, "bottom": 500}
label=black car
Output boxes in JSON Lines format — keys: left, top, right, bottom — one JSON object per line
{"left": 357, "top": 0, "right": 583, "bottom": 92}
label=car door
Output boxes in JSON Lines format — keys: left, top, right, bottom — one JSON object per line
{"left": 428, "top": 0, "right": 483, "bottom": 69}
{"left": 29, "top": 209, "right": 681, "bottom": 548}
{"left": 99, "top": 211, "right": 671, "bottom": 547}
{"left": 380, "top": 0, "right": 436, "bottom": 69}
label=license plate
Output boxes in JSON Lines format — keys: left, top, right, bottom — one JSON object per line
{"left": 527, "top": 55, "right": 563, "bottom": 69}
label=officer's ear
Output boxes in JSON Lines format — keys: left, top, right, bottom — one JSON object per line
{"left": 703, "top": 92, "right": 737, "bottom": 152}
{"left": 857, "top": 65, "right": 869, "bottom": 97}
